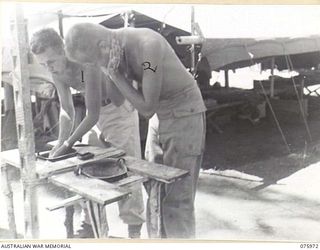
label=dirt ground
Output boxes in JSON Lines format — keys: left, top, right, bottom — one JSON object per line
{"left": 1, "top": 99, "right": 320, "bottom": 241}
{"left": 203, "top": 100, "right": 320, "bottom": 181}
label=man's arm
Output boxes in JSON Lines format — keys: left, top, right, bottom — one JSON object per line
{"left": 64, "top": 64, "right": 102, "bottom": 147}
{"left": 107, "top": 39, "right": 163, "bottom": 118}
{"left": 51, "top": 78, "right": 75, "bottom": 155}
{"left": 51, "top": 64, "right": 102, "bottom": 157}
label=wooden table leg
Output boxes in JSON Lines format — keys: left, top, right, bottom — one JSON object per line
{"left": 1, "top": 163, "right": 18, "bottom": 238}
{"left": 146, "top": 180, "right": 163, "bottom": 238}
{"left": 64, "top": 205, "right": 74, "bottom": 238}
{"left": 62, "top": 188, "right": 75, "bottom": 239}
{"left": 86, "top": 201, "right": 108, "bottom": 238}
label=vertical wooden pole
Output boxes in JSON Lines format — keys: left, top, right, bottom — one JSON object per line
{"left": 58, "top": 10, "right": 64, "bottom": 38}
{"left": 146, "top": 180, "right": 162, "bottom": 238}
{"left": 123, "top": 11, "right": 129, "bottom": 28}
{"left": 190, "top": 6, "right": 195, "bottom": 75}
{"left": 64, "top": 206, "right": 74, "bottom": 238}
{"left": 301, "top": 77, "right": 306, "bottom": 116}
{"left": 86, "top": 201, "right": 109, "bottom": 238}
{"left": 224, "top": 70, "right": 229, "bottom": 88}
{"left": 270, "top": 57, "right": 275, "bottom": 98}
{"left": 300, "top": 77, "right": 305, "bottom": 101}
{"left": 123, "top": 10, "right": 135, "bottom": 28}
{"left": 1, "top": 163, "right": 18, "bottom": 238}
{"left": 11, "top": 4, "right": 39, "bottom": 238}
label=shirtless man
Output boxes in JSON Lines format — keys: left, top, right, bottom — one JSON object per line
{"left": 30, "top": 28, "right": 144, "bottom": 238}
{"left": 64, "top": 23, "right": 206, "bottom": 238}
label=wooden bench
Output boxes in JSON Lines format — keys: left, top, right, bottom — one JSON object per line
{"left": 0, "top": 146, "right": 188, "bottom": 239}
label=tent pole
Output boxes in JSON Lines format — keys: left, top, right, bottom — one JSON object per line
{"left": 123, "top": 11, "right": 129, "bottom": 27}
{"left": 190, "top": 6, "right": 195, "bottom": 75}
{"left": 123, "top": 10, "right": 135, "bottom": 28}
{"left": 224, "top": 70, "right": 229, "bottom": 88}
{"left": 270, "top": 57, "right": 275, "bottom": 97}
{"left": 12, "top": 4, "right": 39, "bottom": 238}
{"left": 58, "top": 10, "right": 64, "bottom": 38}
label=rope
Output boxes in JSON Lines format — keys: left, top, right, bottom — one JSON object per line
{"left": 244, "top": 44, "right": 291, "bottom": 153}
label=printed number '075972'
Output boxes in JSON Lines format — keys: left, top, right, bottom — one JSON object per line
{"left": 300, "top": 244, "right": 319, "bottom": 248}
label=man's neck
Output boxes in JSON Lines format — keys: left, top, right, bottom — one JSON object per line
{"left": 113, "top": 28, "right": 127, "bottom": 50}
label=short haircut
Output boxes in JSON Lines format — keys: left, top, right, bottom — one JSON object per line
{"left": 65, "top": 23, "right": 110, "bottom": 59}
{"left": 30, "top": 28, "right": 64, "bottom": 55}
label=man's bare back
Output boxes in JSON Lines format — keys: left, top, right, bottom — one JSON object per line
{"left": 120, "top": 28, "right": 196, "bottom": 100}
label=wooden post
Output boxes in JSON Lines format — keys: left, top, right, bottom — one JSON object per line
{"left": 58, "top": 10, "right": 64, "bottom": 38}
{"left": 86, "top": 201, "right": 109, "bottom": 238}
{"left": 146, "top": 180, "right": 163, "bottom": 238}
{"left": 64, "top": 205, "right": 74, "bottom": 238}
{"left": 190, "top": 6, "right": 195, "bottom": 75}
{"left": 224, "top": 70, "right": 229, "bottom": 88}
{"left": 300, "top": 77, "right": 305, "bottom": 101}
{"left": 300, "top": 77, "right": 306, "bottom": 117}
{"left": 270, "top": 57, "right": 275, "bottom": 97}
{"left": 1, "top": 163, "right": 18, "bottom": 238}
{"left": 11, "top": 4, "right": 39, "bottom": 238}
{"left": 123, "top": 11, "right": 129, "bottom": 28}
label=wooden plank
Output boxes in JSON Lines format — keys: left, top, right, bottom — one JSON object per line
{"left": 0, "top": 146, "right": 124, "bottom": 175}
{"left": 36, "top": 147, "right": 125, "bottom": 178}
{"left": 46, "top": 195, "right": 84, "bottom": 211}
{"left": 114, "top": 175, "right": 147, "bottom": 187}
{"left": 1, "top": 147, "right": 188, "bottom": 184}
{"left": 123, "top": 156, "right": 189, "bottom": 183}
{"left": 0, "top": 149, "right": 21, "bottom": 168}
{"left": 49, "top": 172, "right": 130, "bottom": 205}
{"left": 47, "top": 175, "right": 145, "bottom": 212}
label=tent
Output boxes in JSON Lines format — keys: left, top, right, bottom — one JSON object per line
{"left": 201, "top": 36, "right": 320, "bottom": 71}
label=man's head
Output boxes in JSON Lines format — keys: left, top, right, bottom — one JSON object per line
{"left": 65, "top": 23, "right": 112, "bottom": 67}
{"left": 30, "top": 28, "right": 66, "bottom": 74}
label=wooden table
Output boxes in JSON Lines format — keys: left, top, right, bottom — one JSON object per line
{"left": 0, "top": 146, "right": 188, "bottom": 239}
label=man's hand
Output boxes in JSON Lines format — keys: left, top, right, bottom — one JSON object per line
{"left": 49, "top": 143, "right": 63, "bottom": 157}
{"left": 50, "top": 143, "right": 72, "bottom": 158}
{"left": 106, "top": 37, "right": 122, "bottom": 77}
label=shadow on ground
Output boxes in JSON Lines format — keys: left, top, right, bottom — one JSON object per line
{"left": 203, "top": 112, "right": 320, "bottom": 187}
